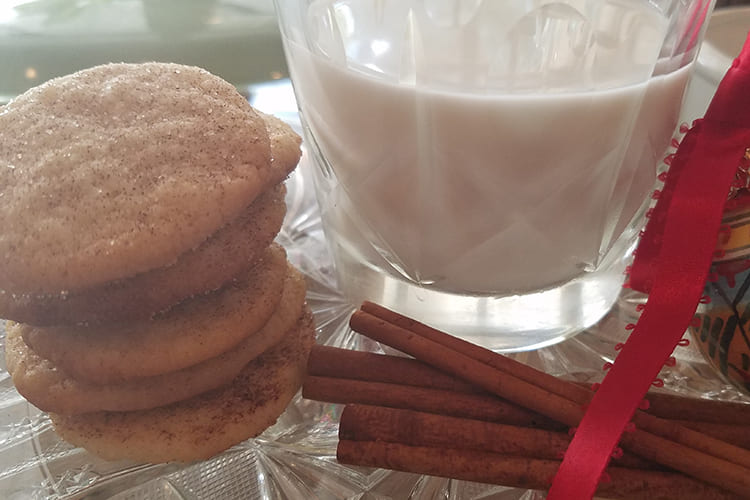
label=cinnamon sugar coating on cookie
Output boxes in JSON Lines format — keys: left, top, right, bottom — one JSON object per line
{"left": 0, "top": 184, "right": 288, "bottom": 326}
{"left": 49, "top": 307, "right": 315, "bottom": 463}
{"left": 0, "top": 62, "right": 275, "bottom": 293}
{"left": 20, "top": 245, "right": 289, "bottom": 383}
{"left": 6, "top": 265, "right": 308, "bottom": 414}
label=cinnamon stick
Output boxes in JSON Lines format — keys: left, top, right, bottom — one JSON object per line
{"left": 308, "top": 345, "right": 750, "bottom": 449}
{"left": 303, "top": 376, "right": 690, "bottom": 469}
{"left": 676, "top": 420, "right": 750, "bottom": 450}
{"left": 350, "top": 305, "right": 750, "bottom": 497}
{"left": 337, "top": 440, "right": 742, "bottom": 500}
{"left": 645, "top": 391, "right": 750, "bottom": 426}
{"left": 361, "top": 302, "right": 750, "bottom": 425}
{"left": 360, "top": 301, "right": 591, "bottom": 402}
{"left": 349, "top": 310, "right": 585, "bottom": 425}
{"left": 308, "top": 344, "right": 481, "bottom": 394}
{"left": 303, "top": 376, "right": 563, "bottom": 430}
{"left": 340, "top": 404, "right": 655, "bottom": 470}
{"left": 311, "top": 344, "right": 750, "bottom": 426}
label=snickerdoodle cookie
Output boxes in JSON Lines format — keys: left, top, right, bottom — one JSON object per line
{"left": 0, "top": 66, "right": 302, "bottom": 326}
{"left": 6, "top": 264, "right": 308, "bottom": 414}
{"left": 49, "top": 307, "right": 315, "bottom": 464}
{"left": 1, "top": 62, "right": 313, "bottom": 465}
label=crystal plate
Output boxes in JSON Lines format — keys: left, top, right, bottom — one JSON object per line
{"left": 0, "top": 81, "right": 747, "bottom": 500}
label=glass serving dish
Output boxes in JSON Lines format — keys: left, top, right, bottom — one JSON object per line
{"left": 0, "top": 81, "right": 748, "bottom": 500}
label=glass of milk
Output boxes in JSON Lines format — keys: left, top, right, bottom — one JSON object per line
{"left": 273, "top": 0, "right": 715, "bottom": 351}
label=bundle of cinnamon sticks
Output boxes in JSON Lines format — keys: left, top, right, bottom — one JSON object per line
{"left": 302, "top": 301, "right": 750, "bottom": 499}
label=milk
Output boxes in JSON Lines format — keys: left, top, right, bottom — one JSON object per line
{"left": 287, "top": 1, "right": 688, "bottom": 295}
{"left": 284, "top": 0, "right": 691, "bottom": 296}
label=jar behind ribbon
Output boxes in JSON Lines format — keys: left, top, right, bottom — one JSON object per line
{"left": 273, "top": 0, "right": 716, "bottom": 351}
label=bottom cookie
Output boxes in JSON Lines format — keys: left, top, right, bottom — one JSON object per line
{"left": 50, "top": 306, "right": 315, "bottom": 464}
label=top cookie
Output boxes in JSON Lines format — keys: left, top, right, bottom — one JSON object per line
{"left": 0, "top": 62, "right": 274, "bottom": 293}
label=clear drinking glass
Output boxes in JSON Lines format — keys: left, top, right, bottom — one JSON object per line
{"left": 273, "top": 0, "right": 715, "bottom": 351}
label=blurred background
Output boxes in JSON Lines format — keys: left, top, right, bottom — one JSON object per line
{"left": 0, "top": 0, "right": 288, "bottom": 104}
{"left": 0, "top": 0, "right": 748, "bottom": 109}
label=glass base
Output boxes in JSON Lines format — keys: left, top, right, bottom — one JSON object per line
{"left": 334, "top": 251, "right": 631, "bottom": 353}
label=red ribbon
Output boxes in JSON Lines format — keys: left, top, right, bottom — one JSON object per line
{"left": 548, "top": 32, "right": 750, "bottom": 500}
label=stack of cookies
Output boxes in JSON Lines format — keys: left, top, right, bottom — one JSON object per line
{"left": 0, "top": 62, "right": 315, "bottom": 463}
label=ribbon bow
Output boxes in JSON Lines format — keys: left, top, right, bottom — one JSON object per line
{"left": 548, "top": 32, "right": 750, "bottom": 500}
